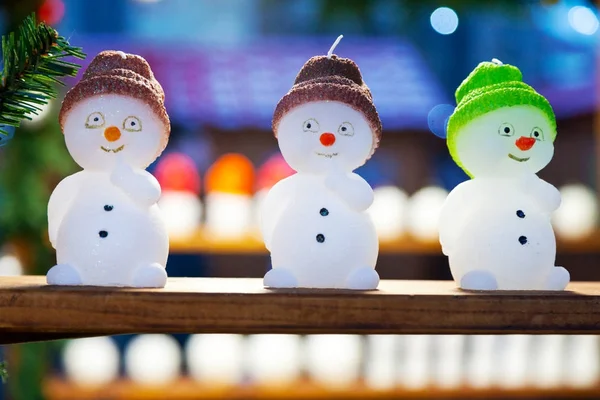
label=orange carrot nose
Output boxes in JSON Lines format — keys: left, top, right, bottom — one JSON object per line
{"left": 319, "top": 132, "right": 336, "bottom": 146}
{"left": 515, "top": 136, "right": 536, "bottom": 151}
{"left": 104, "top": 126, "right": 121, "bottom": 142}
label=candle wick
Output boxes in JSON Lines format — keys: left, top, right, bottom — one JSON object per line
{"left": 327, "top": 35, "right": 344, "bottom": 59}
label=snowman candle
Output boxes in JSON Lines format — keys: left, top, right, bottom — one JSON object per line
{"left": 438, "top": 59, "right": 569, "bottom": 290}
{"left": 46, "top": 51, "right": 171, "bottom": 287}
{"left": 261, "top": 36, "right": 382, "bottom": 289}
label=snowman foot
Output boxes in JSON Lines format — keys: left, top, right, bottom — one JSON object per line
{"left": 47, "top": 264, "right": 82, "bottom": 286}
{"left": 545, "top": 267, "right": 570, "bottom": 291}
{"left": 132, "top": 263, "right": 167, "bottom": 288}
{"left": 263, "top": 268, "right": 297, "bottom": 288}
{"left": 346, "top": 267, "right": 379, "bottom": 290}
{"left": 460, "top": 270, "right": 498, "bottom": 291}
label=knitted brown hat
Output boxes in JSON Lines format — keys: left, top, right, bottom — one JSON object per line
{"left": 272, "top": 54, "right": 382, "bottom": 153}
{"left": 59, "top": 50, "right": 170, "bottom": 149}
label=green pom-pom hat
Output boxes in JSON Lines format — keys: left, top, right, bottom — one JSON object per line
{"left": 446, "top": 59, "right": 556, "bottom": 177}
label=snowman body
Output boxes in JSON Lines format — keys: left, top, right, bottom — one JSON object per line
{"left": 263, "top": 97, "right": 381, "bottom": 290}
{"left": 440, "top": 104, "right": 569, "bottom": 290}
{"left": 440, "top": 177, "right": 561, "bottom": 290}
{"left": 53, "top": 171, "right": 168, "bottom": 286}
{"left": 266, "top": 173, "right": 378, "bottom": 288}
{"left": 48, "top": 62, "right": 171, "bottom": 288}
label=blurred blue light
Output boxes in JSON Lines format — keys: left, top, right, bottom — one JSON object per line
{"left": 430, "top": 7, "right": 459, "bottom": 35}
{"left": 568, "top": 6, "right": 599, "bottom": 35}
{"left": 427, "top": 104, "right": 455, "bottom": 139}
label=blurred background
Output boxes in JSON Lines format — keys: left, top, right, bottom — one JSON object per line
{"left": 1, "top": 0, "right": 599, "bottom": 398}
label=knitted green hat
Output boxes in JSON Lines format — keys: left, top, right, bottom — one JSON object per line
{"left": 446, "top": 60, "right": 556, "bottom": 176}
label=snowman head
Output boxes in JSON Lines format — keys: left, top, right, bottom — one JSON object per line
{"left": 446, "top": 60, "right": 556, "bottom": 178}
{"left": 276, "top": 101, "right": 375, "bottom": 173}
{"left": 60, "top": 51, "right": 170, "bottom": 170}
{"left": 273, "top": 54, "right": 382, "bottom": 174}
{"left": 454, "top": 105, "right": 555, "bottom": 178}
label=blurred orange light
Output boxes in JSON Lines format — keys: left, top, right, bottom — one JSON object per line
{"left": 205, "top": 154, "right": 255, "bottom": 195}
{"left": 256, "top": 154, "right": 295, "bottom": 191}
{"left": 38, "top": 0, "right": 65, "bottom": 26}
{"left": 155, "top": 153, "right": 201, "bottom": 194}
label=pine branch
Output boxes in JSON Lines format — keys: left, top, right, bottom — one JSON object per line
{"left": 0, "top": 13, "right": 85, "bottom": 137}
{"left": 0, "top": 361, "right": 7, "bottom": 383}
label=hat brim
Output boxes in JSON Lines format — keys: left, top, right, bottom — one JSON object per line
{"left": 446, "top": 86, "right": 556, "bottom": 177}
{"left": 272, "top": 81, "right": 382, "bottom": 159}
{"left": 59, "top": 74, "right": 171, "bottom": 158}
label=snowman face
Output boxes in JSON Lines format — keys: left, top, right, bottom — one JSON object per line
{"left": 455, "top": 105, "right": 555, "bottom": 178}
{"left": 276, "top": 101, "right": 374, "bottom": 173}
{"left": 63, "top": 94, "right": 165, "bottom": 170}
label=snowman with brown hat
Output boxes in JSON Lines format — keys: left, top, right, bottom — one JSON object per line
{"left": 46, "top": 50, "right": 171, "bottom": 287}
{"left": 261, "top": 36, "right": 382, "bottom": 289}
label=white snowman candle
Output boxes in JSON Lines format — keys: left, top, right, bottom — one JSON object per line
{"left": 253, "top": 153, "right": 295, "bottom": 235}
{"left": 47, "top": 50, "right": 171, "bottom": 287}
{"left": 204, "top": 153, "right": 255, "bottom": 240}
{"left": 438, "top": 59, "right": 569, "bottom": 290}
{"left": 155, "top": 152, "right": 203, "bottom": 239}
{"left": 261, "top": 36, "right": 382, "bottom": 289}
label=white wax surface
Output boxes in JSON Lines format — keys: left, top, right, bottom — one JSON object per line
{"left": 125, "top": 334, "right": 181, "bottom": 386}
{"left": 185, "top": 334, "right": 244, "bottom": 385}
{"left": 205, "top": 192, "right": 253, "bottom": 239}
{"left": 367, "top": 186, "right": 408, "bottom": 241}
{"left": 398, "top": 335, "right": 431, "bottom": 390}
{"left": 246, "top": 334, "right": 302, "bottom": 386}
{"left": 306, "top": 335, "right": 362, "bottom": 388}
{"left": 364, "top": 335, "right": 397, "bottom": 390}
{"left": 406, "top": 186, "right": 448, "bottom": 242}
{"left": 159, "top": 190, "right": 202, "bottom": 239}
{"left": 63, "top": 337, "right": 119, "bottom": 387}
{"left": 553, "top": 184, "right": 598, "bottom": 240}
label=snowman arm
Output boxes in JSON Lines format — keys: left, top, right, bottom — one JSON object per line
{"left": 531, "top": 179, "right": 561, "bottom": 213}
{"left": 438, "top": 182, "right": 473, "bottom": 255}
{"left": 259, "top": 179, "right": 291, "bottom": 251}
{"left": 325, "top": 173, "right": 374, "bottom": 212}
{"left": 47, "top": 173, "right": 80, "bottom": 248}
{"left": 113, "top": 169, "right": 161, "bottom": 207}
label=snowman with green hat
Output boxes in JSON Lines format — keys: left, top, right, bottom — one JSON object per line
{"left": 436, "top": 59, "right": 569, "bottom": 290}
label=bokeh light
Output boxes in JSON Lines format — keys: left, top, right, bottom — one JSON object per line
{"left": 205, "top": 154, "right": 255, "bottom": 195}
{"left": 430, "top": 7, "right": 459, "bottom": 35}
{"left": 256, "top": 153, "right": 295, "bottom": 192}
{"left": 155, "top": 152, "right": 201, "bottom": 194}
{"left": 63, "top": 337, "right": 119, "bottom": 387}
{"left": 568, "top": 6, "right": 599, "bottom": 35}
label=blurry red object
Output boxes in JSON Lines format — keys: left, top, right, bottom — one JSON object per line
{"left": 205, "top": 153, "right": 255, "bottom": 195}
{"left": 38, "top": 0, "right": 65, "bottom": 25}
{"left": 256, "top": 153, "right": 294, "bottom": 191}
{"left": 155, "top": 152, "right": 201, "bottom": 194}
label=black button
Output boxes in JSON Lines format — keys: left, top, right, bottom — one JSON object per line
{"left": 516, "top": 210, "right": 525, "bottom": 218}
{"left": 104, "top": 205, "right": 113, "bottom": 211}
{"left": 99, "top": 230, "right": 108, "bottom": 238}
{"left": 316, "top": 234, "right": 325, "bottom": 243}
{"left": 320, "top": 208, "right": 329, "bottom": 216}
{"left": 518, "top": 235, "right": 527, "bottom": 245}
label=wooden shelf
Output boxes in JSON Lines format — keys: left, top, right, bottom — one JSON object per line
{"left": 2, "top": 276, "right": 600, "bottom": 344}
{"left": 43, "top": 379, "right": 600, "bottom": 400}
{"left": 169, "top": 230, "right": 600, "bottom": 255}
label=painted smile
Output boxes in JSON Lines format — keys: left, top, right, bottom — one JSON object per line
{"left": 315, "top": 151, "right": 339, "bottom": 159}
{"left": 508, "top": 153, "right": 530, "bottom": 162}
{"left": 101, "top": 145, "right": 125, "bottom": 153}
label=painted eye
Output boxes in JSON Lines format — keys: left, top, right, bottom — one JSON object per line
{"left": 338, "top": 122, "right": 354, "bottom": 137}
{"left": 123, "top": 116, "right": 142, "bottom": 132}
{"left": 85, "top": 112, "right": 105, "bottom": 129}
{"left": 498, "top": 122, "right": 515, "bottom": 137}
{"left": 303, "top": 118, "right": 319, "bottom": 133}
{"left": 530, "top": 127, "right": 544, "bottom": 141}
